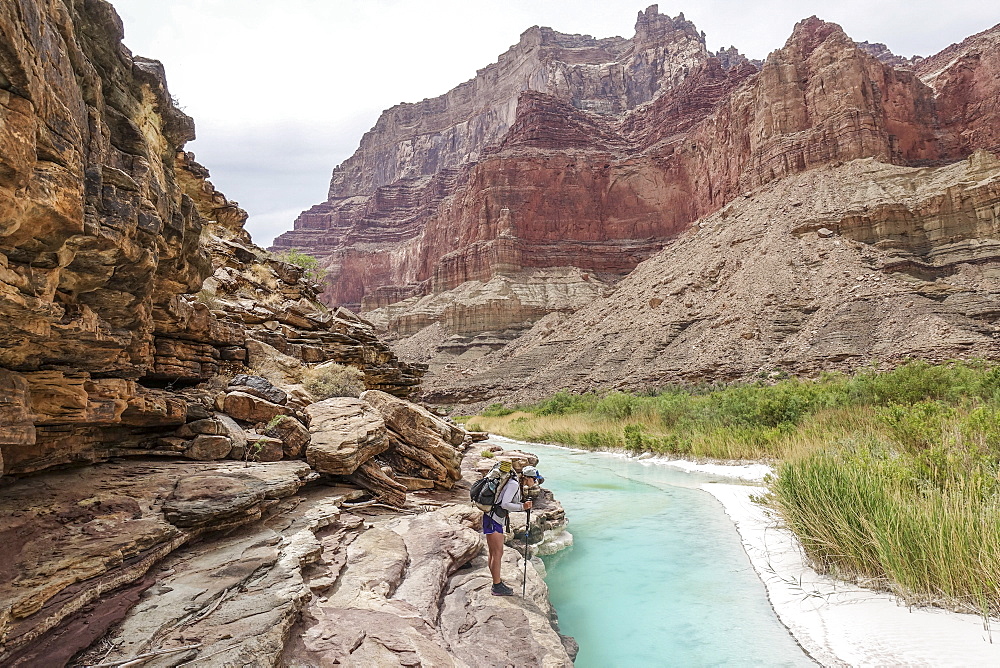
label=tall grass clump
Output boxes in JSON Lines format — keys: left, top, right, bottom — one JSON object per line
{"left": 772, "top": 430, "right": 1000, "bottom": 617}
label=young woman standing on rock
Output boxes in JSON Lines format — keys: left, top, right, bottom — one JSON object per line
{"left": 484, "top": 461, "right": 535, "bottom": 596}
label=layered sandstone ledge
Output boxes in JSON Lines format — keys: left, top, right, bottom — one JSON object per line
{"left": 0, "top": 392, "right": 575, "bottom": 666}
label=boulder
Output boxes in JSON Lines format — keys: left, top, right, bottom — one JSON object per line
{"left": 283, "top": 384, "right": 317, "bottom": 410}
{"left": 245, "top": 339, "right": 303, "bottom": 387}
{"left": 305, "top": 398, "right": 388, "bottom": 475}
{"left": 245, "top": 434, "right": 284, "bottom": 463}
{"left": 228, "top": 374, "right": 288, "bottom": 405}
{"left": 162, "top": 474, "right": 266, "bottom": 528}
{"left": 185, "top": 435, "right": 233, "bottom": 461}
{"left": 223, "top": 391, "right": 292, "bottom": 424}
{"left": 215, "top": 413, "right": 248, "bottom": 452}
{"left": 264, "top": 414, "right": 311, "bottom": 458}
{"left": 360, "top": 390, "right": 464, "bottom": 488}
{"left": 361, "top": 390, "right": 466, "bottom": 447}
{"left": 185, "top": 418, "right": 224, "bottom": 435}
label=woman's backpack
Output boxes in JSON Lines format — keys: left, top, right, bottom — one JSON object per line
{"left": 470, "top": 465, "right": 512, "bottom": 513}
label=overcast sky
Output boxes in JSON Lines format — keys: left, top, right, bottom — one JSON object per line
{"left": 110, "top": 0, "right": 997, "bottom": 247}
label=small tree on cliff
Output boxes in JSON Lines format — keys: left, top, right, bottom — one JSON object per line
{"left": 275, "top": 248, "right": 327, "bottom": 285}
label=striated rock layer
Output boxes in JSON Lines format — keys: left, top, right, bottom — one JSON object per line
{"left": 421, "top": 153, "right": 1000, "bottom": 405}
{"left": 916, "top": 22, "right": 1000, "bottom": 157}
{"left": 0, "top": 0, "right": 423, "bottom": 478}
{"left": 272, "top": 5, "right": 726, "bottom": 310}
{"left": 274, "top": 12, "right": 1000, "bottom": 354}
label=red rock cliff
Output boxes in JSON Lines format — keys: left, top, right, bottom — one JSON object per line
{"left": 274, "top": 14, "right": 974, "bottom": 316}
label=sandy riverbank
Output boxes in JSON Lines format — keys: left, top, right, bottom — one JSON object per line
{"left": 705, "top": 484, "right": 1000, "bottom": 666}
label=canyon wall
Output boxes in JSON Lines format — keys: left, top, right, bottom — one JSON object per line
{"left": 423, "top": 152, "right": 1000, "bottom": 405}
{"left": 273, "top": 11, "right": 995, "bottom": 355}
{"left": 272, "top": 5, "right": 722, "bottom": 309}
{"left": 0, "top": 0, "right": 422, "bottom": 478}
{"left": 0, "top": 4, "right": 579, "bottom": 666}
{"left": 916, "top": 22, "right": 1000, "bottom": 156}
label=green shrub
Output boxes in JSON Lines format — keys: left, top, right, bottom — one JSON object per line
{"left": 623, "top": 424, "right": 647, "bottom": 451}
{"left": 481, "top": 449, "right": 495, "bottom": 458}
{"left": 302, "top": 363, "right": 365, "bottom": 399}
{"left": 876, "top": 401, "right": 956, "bottom": 452}
{"left": 533, "top": 391, "right": 597, "bottom": 415}
{"left": 595, "top": 392, "right": 642, "bottom": 421}
{"left": 275, "top": 248, "right": 327, "bottom": 284}
{"left": 653, "top": 392, "right": 694, "bottom": 427}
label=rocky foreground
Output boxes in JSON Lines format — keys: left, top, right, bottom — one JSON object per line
{"left": 1, "top": 422, "right": 575, "bottom": 667}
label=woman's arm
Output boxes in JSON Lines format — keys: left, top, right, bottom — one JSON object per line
{"left": 498, "top": 478, "right": 525, "bottom": 512}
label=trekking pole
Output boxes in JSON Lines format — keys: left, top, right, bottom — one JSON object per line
{"left": 522, "top": 508, "right": 531, "bottom": 596}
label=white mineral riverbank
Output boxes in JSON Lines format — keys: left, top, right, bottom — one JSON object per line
{"left": 706, "top": 484, "right": 1000, "bottom": 667}
{"left": 491, "top": 436, "right": 1000, "bottom": 666}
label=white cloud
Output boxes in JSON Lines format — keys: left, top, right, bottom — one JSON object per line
{"left": 109, "top": 1, "right": 998, "bottom": 245}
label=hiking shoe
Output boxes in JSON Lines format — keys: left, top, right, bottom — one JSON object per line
{"left": 491, "top": 582, "right": 514, "bottom": 596}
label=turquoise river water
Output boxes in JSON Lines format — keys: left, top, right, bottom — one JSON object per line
{"left": 518, "top": 441, "right": 814, "bottom": 667}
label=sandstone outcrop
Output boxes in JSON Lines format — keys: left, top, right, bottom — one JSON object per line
{"left": 0, "top": 0, "right": 423, "bottom": 478}
{"left": 39, "top": 443, "right": 570, "bottom": 668}
{"left": 0, "top": 2, "right": 573, "bottom": 666}
{"left": 305, "top": 398, "right": 390, "bottom": 475}
{"left": 0, "top": 460, "right": 317, "bottom": 666}
{"left": 362, "top": 389, "right": 465, "bottom": 489}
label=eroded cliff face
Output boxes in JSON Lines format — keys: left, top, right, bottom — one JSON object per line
{"left": 272, "top": 5, "right": 722, "bottom": 309}
{"left": 0, "top": 4, "right": 575, "bottom": 666}
{"left": 272, "top": 11, "right": 994, "bottom": 361}
{"left": 421, "top": 152, "right": 1000, "bottom": 405}
{"left": 0, "top": 0, "right": 423, "bottom": 478}
{"left": 916, "top": 22, "right": 1000, "bottom": 156}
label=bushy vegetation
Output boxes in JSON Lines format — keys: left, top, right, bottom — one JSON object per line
{"left": 471, "top": 361, "right": 1000, "bottom": 460}
{"left": 470, "top": 360, "right": 1000, "bottom": 616}
{"left": 274, "top": 248, "right": 327, "bottom": 284}
{"left": 302, "top": 362, "right": 365, "bottom": 399}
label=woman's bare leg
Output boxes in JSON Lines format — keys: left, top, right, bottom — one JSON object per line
{"left": 486, "top": 531, "right": 505, "bottom": 584}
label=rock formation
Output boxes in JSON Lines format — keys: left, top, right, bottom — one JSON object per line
{"left": 0, "top": 0, "right": 423, "bottom": 479}
{"left": 273, "top": 12, "right": 1000, "bottom": 392}
{"left": 272, "top": 6, "right": 737, "bottom": 313}
{"left": 916, "top": 22, "right": 1000, "bottom": 156}
{"left": 422, "top": 152, "right": 1000, "bottom": 405}
{"left": 3, "top": 441, "right": 572, "bottom": 667}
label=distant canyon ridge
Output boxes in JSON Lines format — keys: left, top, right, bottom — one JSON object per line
{"left": 271, "top": 5, "right": 1000, "bottom": 405}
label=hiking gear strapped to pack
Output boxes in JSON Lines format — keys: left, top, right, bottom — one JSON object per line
{"left": 470, "top": 460, "right": 513, "bottom": 514}
{"left": 522, "top": 507, "right": 532, "bottom": 596}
